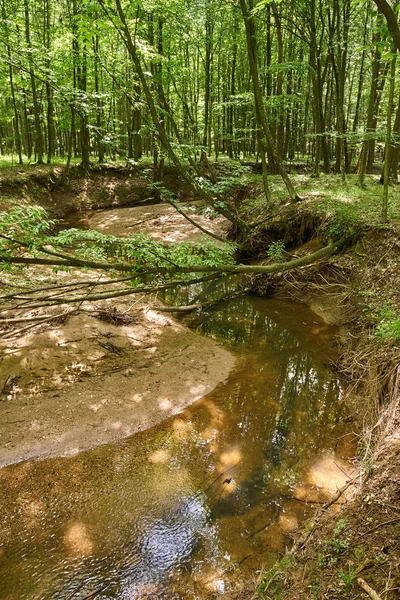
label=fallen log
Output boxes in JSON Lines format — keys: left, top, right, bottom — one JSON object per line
{"left": 149, "top": 303, "right": 201, "bottom": 312}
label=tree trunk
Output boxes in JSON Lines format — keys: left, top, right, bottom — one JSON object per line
{"left": 239, "top": 0, "right": 300, "bottom": 202}
{"left": 382, "top": 48, "right": 397, "bottom": 222}
{"left": 24, "top": 0, "right": 44, "bottom": 164}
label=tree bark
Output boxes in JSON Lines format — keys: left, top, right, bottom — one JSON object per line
{"left": 24, "top": 0, "right": 44, "bottom": 164}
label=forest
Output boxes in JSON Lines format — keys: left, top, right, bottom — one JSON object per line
{"left": 0, "top": 1, "right": 399, "bottom": 600}
{"left": 0, "top": 0, "right": 399, "bottom": 187}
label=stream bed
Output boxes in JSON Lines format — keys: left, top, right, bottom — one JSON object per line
{"left": 0, "top": 295, "right": 355, "bottom": 599}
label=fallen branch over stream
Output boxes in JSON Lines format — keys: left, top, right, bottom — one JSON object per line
{"left": 0, "top": 238, "right": 345, "bottom": 275}
{"left": 149, "top": 303, "right": 201, "bottom": 312}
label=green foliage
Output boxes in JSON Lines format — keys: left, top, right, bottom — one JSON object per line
{"left": 374, "top": 306, "right": 400, "bottom": 343}
{"left": 256, "top": 556, "right": 292, "bottom": 599}
{"left": 317, "top": 519, "right": 350, "bottom": 567}
{"left": 251, "top": 0, "right": 282, "bottom": 15}
{"left": 267, "top": 240, "right": 285, "bottom": 261}
{"left": 0, "top": 205, "right": 54, "bottom": 248}
{"left": 52, "top": 227, "right": 235, "bottom": 273}
{"left": 337, "top": 565, "right": 357, "bottom": 592}
{"left": 0, "top": 204, "right": 235, "bottom": 279}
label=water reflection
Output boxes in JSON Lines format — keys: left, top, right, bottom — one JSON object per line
{"left": 0, "top": 297, "right": 355, "bottom": 599}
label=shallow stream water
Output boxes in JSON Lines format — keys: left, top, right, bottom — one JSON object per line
{"left": 0, "top": 295, "right": 355, "bottom": 599}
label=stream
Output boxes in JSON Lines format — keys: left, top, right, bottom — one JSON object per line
{"left": 0, "top": 294, "right": 355, "bottom": 599}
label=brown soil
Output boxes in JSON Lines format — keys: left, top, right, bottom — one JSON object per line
{"left": 88, "top": 201, "right": 229, "bottom": 243}
{"left": 0, "top": 163, "right": 196, "bottom": 219}
{"left": 0, "top": 303, "right": 234, "bottom": 466}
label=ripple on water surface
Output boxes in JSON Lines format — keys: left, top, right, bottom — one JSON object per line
{"left": 0, "top": 296, "right": 356, "bottom": 599}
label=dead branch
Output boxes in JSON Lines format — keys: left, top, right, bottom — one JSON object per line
{"left": 0, "top": 314, "right": 54, "bottom": 323}
{"left": 322, "top": 478, "right": 355, "bottom": 510}
{"left": 359, "top": 517, "right": 400, "bottom": 537}
{"left": 0, "top": 309, "right": 78, "bottom": 339}
{"left": 357, "top": 578, "right": 383, "bottom": 600}
{"left": 289, "top": 477, "right": 358, "bottom": 554}
{"left": 1, "top": 274, "right": 221, "bottom": 312}
{"left": 149, "top": 303, "right": 201, "bottom": 312}
{"left": 0, "top": 238, "right": 348, "bottom": 276}
{"left": 163, "top": 196, "right": 227, "bottom": 243}
{"left": 0, "top": 275, "right": 136, "bottom": 300}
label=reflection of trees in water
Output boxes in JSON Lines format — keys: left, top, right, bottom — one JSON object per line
{"left": 0, "top": 294, "right": 346, "bottom": 599}
{"left": 187, "top": 296, "right": 343, "bottom": 507}
{"left": 265, "top": 351, "right": 340, "bottom": 476}
{"left": 200, "top": 298, "right": 300, "bottom": 355}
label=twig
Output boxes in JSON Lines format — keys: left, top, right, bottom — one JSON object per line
{"left": 79, "top": 583, "right": 110, "bottom": 600}
{"left": 149, "top": 303, "right": 201, "bottom": 312}
{"left": 357, "top": 578, "right": 382, "bottom": 600}
{"left": 203, "top": 458, "right": 244, "bottom": 494}
{"left": 2, "top": 274, "right": 222, "bottom": 311}
{"left": 163, "top": 196, "right": 228, "bottom": 243}
{"left": 359, "top": 517, "right": 400, "bottom": 537}
{"left": 64, "top": 583, "right": 84, "bottom": 600}
{"left": 322, "top": 478, "right": 355, "bottom": 510}
{"left": 0, "top": 309, "right": 78, "bottom": 339}
{"left": 334, "top": 460, "right": 352, "bottom": 480}
{"left": 289, "top": 477, "right": 358, "bottom": 555}
{"left": 0, "top": 314, "right": 53, "bottom": 324}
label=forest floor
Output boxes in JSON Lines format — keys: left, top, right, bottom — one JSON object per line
{"left": 0, "top": 162, "right": 399, "bottom": 599}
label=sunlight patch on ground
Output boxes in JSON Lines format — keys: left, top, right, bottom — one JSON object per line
{"left": 131, "top": 392, "right": 146, "bottom": 404}
{"left": 294, "top": 454, "right": 352, "bottom": 504}
{"left": 148, "top": 448, "right": 170, "bottom": 464}
{"left": 337, "top": 195, "right": 356, "bottom": 203}
{"left": 219, "top": 447, "right": 243, "bottom": 471}
{"left": 189, "top": 384, "right": 207, "bottom": 395}
{"left": 172, "top": 417, "right": 194, "bottom": 440}
{"left": 89, "top": 398, "right": 107, "bottom": 412}
{"left": 63, "top": 521, "right": 94, "bottom": 556}
{"left": 158, "top": 398, "right": 172, "bottom": 411}
{"left": 278, "top": 510, "right": 299, "bottom": 532}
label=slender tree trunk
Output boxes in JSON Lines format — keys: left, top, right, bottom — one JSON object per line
{"left": 239, "top": 0, "right": 300, "bottom": 202}
{"left": 93, "top": 35, "right": 104, "bottom": 162}
{"left": 389, "top": 97, "right": 400, "bottom": 179}
{"left": 202, "top": 2, "right": 213, "bottom": 161}
{"left": 44, "top": 0, "right": 54, "bottom": 162}
{"left": 271, "top": 1, "right": 285, "bottom": 159}
{"left": 358, "top": 34, "right": 388, "bottom": 186}
{"left": 382, "top": 48, "right": 397, "bottom": 222}
{"left": 24, "top": 0, "right": 44, "bottom": 164}
{"left": 1, "top": 0, "right": 23, "bottom": 164}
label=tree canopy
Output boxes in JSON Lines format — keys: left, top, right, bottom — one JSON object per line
{"left": 0, "top": 0, "right": 399, "bottom": 185}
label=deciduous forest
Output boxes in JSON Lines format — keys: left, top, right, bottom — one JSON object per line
{"left": 0, "top": 0, "right": 399, "bottom": 184}
{"left": 0, "top": 1, "right": 399, "bottom": 599}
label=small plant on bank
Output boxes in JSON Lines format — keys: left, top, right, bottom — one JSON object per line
{"left": 267, "top": 240, "right": 285, "bottom": 261}
{"left": 337, "top": 564, "right": 357, "bottom": 592}
{"left": 374, "top": 314, "right": 400, "bottom": 343}
{"left": 317, "top": 519, "right": 350, "bottom": 567}
{"left": 255, "top": 556, "right": 292, "bottom": 599}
